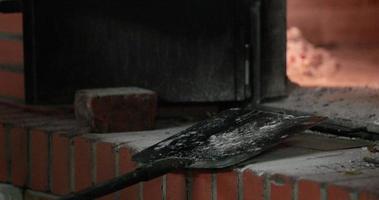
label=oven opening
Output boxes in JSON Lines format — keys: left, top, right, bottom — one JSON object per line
{"left": 262, "top": 0, "right": 379, "bottom": 140}
{"left": 287, "top": 0, "right": 379, "bottom": 88}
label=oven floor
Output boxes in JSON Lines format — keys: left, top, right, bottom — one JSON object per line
{"left": 263, "top": 86, "right": 379, "bottom": 134}
{"left": 236, "top": 129, "right": 371, "bottom": 166}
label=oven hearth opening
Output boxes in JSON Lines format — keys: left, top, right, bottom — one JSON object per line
{"left": 286, "top": 26, "right": 379, "bottom": 90}
{"left": 262, "top": 0, "right": 379, "bottom": 140}
{"left": 286, "top": 0, "right": 379, "bottom": 89}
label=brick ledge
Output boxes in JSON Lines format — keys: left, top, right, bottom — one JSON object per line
{"left": 0, "top": 103, "right": 378, "bottom": 200}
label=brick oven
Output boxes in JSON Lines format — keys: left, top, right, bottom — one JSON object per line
{"left": 0, "top": 0, "right": 379, "bottom": 199}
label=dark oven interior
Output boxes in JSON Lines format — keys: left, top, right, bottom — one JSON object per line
{"left": 23, "top": 0, "right": 285, "bottom": 104}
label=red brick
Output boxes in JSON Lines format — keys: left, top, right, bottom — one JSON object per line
{"left": 243, "top": 170, "right": 264, "bottom": 200}
{"left": 51, "top": 134, "right": 71, "bottom": 195}
{"left": 270, "top": 174, "right": 293, "bottom": 200}
{"left": 217, "top": 171, "right": 238, "bottom": 200}
{"left": 10, "top": 127, "right": 28, "bottom": 186}
{"left": 297, "top": 179, "right": 321, "bottom": 200}
{"left": 95, "top": 142, "right": 115, "bottom": 200}
{"left": 119, "top": 147, "right": 139, "bottom": 200}
{"left": 360, "top": 192, "right": 379, "bottom": 200}
{"left": 0, "top": 13, "right": 22, "bottom": 33}
{"left": 0, "top": 124, "right": 8, "bottom": 182}
{"left": 191, "top": 171, "right": 212, "bottom": 200}
{"left": 143, "top": 177, "right": 162, "bottom": 200}
{"left": 74, "top": 137, "right": 93, "bottom": 192}
{"left": 327, "top": 185, "right": 350, "bottom": 200}
{"left": 0, "top": 71, "right": 24, "bottom": 99}
{"left": 0, "top": 39, "right": 23, "bottom": 65}
{"left": 75, "top": 87, "right": 157, "bottom": 133}
{"left": 166, "top": 172, "right": 186, "bottom": 200}
{"left": 29, "top": 129, "right": 49, "bottom": 191}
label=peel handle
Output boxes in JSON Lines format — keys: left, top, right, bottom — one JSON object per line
{"left": 59, "top": 158, "right": 191, "bottom": 200}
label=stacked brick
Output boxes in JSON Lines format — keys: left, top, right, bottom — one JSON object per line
{"left": 74, "top": 87, "right": 157, "bottom": 133}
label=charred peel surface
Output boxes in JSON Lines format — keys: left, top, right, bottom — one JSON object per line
{"left": 133, "top": 108, "right": 325, "bottom": 168}
{"left": 133, "top": 108, "right": 253, "bottom": 162}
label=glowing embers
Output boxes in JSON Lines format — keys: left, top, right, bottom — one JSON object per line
{"left": 286, "top": 27, "right": 379, "bottom": 89}
{"left": 286, "top": 27, "right": 339, "bottom": 86}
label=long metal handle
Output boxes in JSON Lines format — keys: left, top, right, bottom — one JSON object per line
{"left": 59, "top": 158, "right": 191, "bottom": 200}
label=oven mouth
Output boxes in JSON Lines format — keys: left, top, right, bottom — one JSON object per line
{"left": 259, "top": 0, "right": 379, "bottom": 141}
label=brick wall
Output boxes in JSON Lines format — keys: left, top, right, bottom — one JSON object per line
{"left": 0, "top": 102, "right": 378, "bottom": 200}
{"left": 0, "top": 13, "right": 24, "bottom": 100}
{"left": 288, "top": 0, "right": 379, "bottom": 46}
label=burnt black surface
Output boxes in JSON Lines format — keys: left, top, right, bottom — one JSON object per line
{"left": 0, "top": 0, "right": 22, "bottom": 13}
{"left": 259, "top": 0, "right": 287, "bottom": 100}
{"left": 133, "top": 108, "right": 324, "bottom": 168}
{"left": 23, "top": 0, "right": 287, "bottom": 105}
{"left": 23, "top": 0, "right": 252, "bottom": 104}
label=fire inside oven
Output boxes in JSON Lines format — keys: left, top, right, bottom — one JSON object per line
{"left": 263, "top": 0, "right": 379, "bottom": 140}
